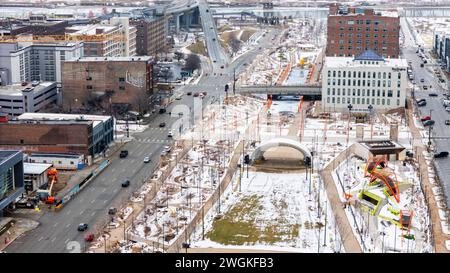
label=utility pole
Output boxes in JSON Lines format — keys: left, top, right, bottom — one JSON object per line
{"left": 125, "top": 114, "right": 129, "bottom": 138}
{"left": 428, "top": 109, "right": 433, "bottom": 152}
{"left": 323, "top": 200, "right": 327, "bottom": 246}
{"left": 232, "top": 68, "right": 236, "bottom": 95}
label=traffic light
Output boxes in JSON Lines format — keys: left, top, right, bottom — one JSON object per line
{"left": 304, "top": 156, "right": 311, "bottom": 167}
{"left": 225, "top": 84, "right": 229, "bottom": 92}
{"left": 244, "top": 154, "right": 250, "bottom": 165}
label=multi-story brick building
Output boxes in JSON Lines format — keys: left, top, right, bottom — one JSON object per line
{"left": 65, "top": 21, "right": 136, "bottom": 57}
{"left": 0, "top": 113, "right": 114, "bottom": 158}
{"left": 62, "top": 56, "right": 153, "bottom": 113}
{"left": 326, "top": 4, "right": 400, "bottom": 58}
{"left": 99, "top": 7, "right": 168, "bottom": 57}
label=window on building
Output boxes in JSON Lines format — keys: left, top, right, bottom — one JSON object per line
{"left": 87, "top": 85, "right": 93, "bottom": 89}
{"left": 119, "top": 77, "right": 125, "bottom": 82}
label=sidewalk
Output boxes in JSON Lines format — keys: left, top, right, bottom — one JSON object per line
{"left": 406, "top": 98, "right": 450, "bottom": 253}
{"left": 0, "top": 218, "right": 39, "bottom": 252}
{"left": 320, "top": 145, "right": 363, "bottom": 253}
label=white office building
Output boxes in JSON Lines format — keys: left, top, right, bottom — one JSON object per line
{"left": 321, "top": 50, "right": 408, "bottom": 113}
{"left": 0, "top": 81, "right": 57, "bottom": 117}
{"left": 0, "top": 42, "right": 84, "bottom": 86}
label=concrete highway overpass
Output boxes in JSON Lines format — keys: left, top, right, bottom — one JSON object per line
{"left": 237, "top": 84, "right": 322, "bottom": 98}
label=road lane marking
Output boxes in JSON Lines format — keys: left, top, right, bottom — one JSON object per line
{"left": 66, "top": 223, "right": 70, "bottom": 228}
{"left": 66, "top": 210, "right": 71, "bottom": 215}
{"left": 103, "top": 200, "right": 107, "bottom": 204}
{"left": 114, "top": 188, "right": 118, "bottom": 193}
{"left": 38, "top": 236, "right": 44, "bottom": 242}
{"left": 65, "top": 238, "right": 69, "bottom": 244}
{"left": 102, "top": 188, "right": 106, "bottom": 193}
{"left": 111, "top": 167, "right": 116, "bottom": 172}
{"left": 80, "top": 209, "right": 84, "bottom": 215}
{"left": 51, "top": 237, "right": 56, "bottom": 243}
{"left": 53, "top": 222, "right": 58, "bottom": 227}
{"left": 91, "top": 211, "right": 96, "bottom": 217}
{"left": 90, "top": 199, "right": 95, "bottom": 204}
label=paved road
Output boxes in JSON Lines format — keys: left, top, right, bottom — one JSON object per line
{"left": 400, "top": 17, "right": 450, "bottom": 209}
{"left": 5, "top": 24, "right": 280, "bottom": 253}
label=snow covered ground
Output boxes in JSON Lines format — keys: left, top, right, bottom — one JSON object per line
{"left": 191, "top": 171, "right": 343, "bottom": 253}
{"left": 333, "top": 156, "right": 433, "bottom": 253}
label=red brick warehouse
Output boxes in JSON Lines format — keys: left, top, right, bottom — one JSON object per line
{"left": 326, "top": 3, "right": 400, "bottom": 58}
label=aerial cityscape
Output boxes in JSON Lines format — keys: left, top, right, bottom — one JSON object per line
{"left": 1, "top": 0, "right": 450, "bottom": 256}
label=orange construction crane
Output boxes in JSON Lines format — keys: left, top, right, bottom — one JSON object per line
{"left": 37, "top": 168, "right": 58, "bottom": 204}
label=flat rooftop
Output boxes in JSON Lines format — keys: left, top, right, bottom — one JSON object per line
{"left": 324, "top": 56, "right": 407, "bottom": 69}
{"left": 359, "top": 139, "right": 405, "bottom": 155}
{"left": 24, "top": 162, "right": 52, "bottom": 175}
{"left": 66, "top": 24, "right": 118, "bottom": 35}
{"left": 65, "top": 56, "right": 152, "bottom": 62}
{"left": 0, "top": 150, "right": 21, "bottom": 165}
{"left": 0, "top": 82, "right": 56, "bottom": 97}
{"left": 17, "top": 113, "right": 111, "bottom": 127}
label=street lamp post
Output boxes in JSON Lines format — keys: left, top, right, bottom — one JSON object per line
{"left": 428, "top": 109, "right": 433, "bottom": 151}
{"left": 368, "top": 104, "right": 373, "bottom": 140}
{"left": 347, "top": 104, "right": 353, "bottom": 144}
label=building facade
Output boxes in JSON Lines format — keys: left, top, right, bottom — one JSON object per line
{"left": 0, "top": 42, "right": 84, "bottom": 86}
{"left": 326, "top": 4, "right": 400, "bottom": 58}
{"left": 62, "top": 56, "right": 153, "bottom": 113}
{"left": 321, "top": 50, "right": 408, "bottom": 113}
{"left": 98, "top": 7, "right": 168, "bottom": 56}
{"left": 0, "top": 150, "right": 24, "bottom": 213}
{"left": 23, "top": 162, "right": 52, "bottom": 194}
{"left": 433, "top": 28, "right": 450, "bottom": 72}
{"left": 0, "top": 82, "right": 57, "bottom": 118}
{"left": 0, "top": 113, "right": 113, "bottom": 158}
{"left": 66, "top": 20, "right": 137, "bottom": 57}
{"left": 132, "top": 15, "right": 168, "bottom": 56}
{"left": 17, "top": 113, "right": 114, "bottom": 157}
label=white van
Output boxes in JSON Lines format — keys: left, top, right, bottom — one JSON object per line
{"left": 443, "top": 100, "right": 450, "bottom": 107}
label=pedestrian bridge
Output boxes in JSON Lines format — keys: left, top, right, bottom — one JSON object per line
{"left": 237, "top": 85, "right": 322, "bottom": 96}
{"left": 251, "top": 137, "right": 312, "bottom": 166}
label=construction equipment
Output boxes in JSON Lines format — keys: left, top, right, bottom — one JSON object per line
{"left": 36, "top": 168, "right": 58, "bottom": 204}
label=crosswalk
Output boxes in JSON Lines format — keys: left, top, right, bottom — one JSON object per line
{"left": 135, "top": 137, "right": 172, "bottom": 144}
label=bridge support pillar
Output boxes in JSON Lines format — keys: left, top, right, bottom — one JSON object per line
{"left": 175, "top": 13, "right": 181, "bottom": 33}
{"left": 184, "top": 12, "right": 191, "bottom": 30}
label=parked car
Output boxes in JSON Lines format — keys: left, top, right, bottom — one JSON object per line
{"left": 423, "top": 85, "right": 428, "bottom": 90}
{"left": 420, "top": 63, "right": 424, "bottom": 67}
{"left": 159, "top": 122, "right": 166, "bottom": 127}
{"left": 85, "top": 234, "right": 94, "bottom": 242}
{"left": 193, "top": 92, "right": 200, "bottom": 97}
{"left": 416, "top": 98, "right": 426, "bottom": 103}
{"left": 446, "top": 107, "right": 450, "bottom": 112}
{"left": 445, "top": 120, "right": 450, "bottom": 125}
{"left": 168, "top": 130, "right": 173, "bottom": 138}
{"left": 159, "top": 108, "right": 166, "bottom": 114}
{"left": 143, "top": 156, "right": 151, "bottom": 163}
{"left": 429, "top": 93, "right": 438, "bottom": 97}
{"left": 164, "top": 145, "right": 171, "bottom": 153}
{"left": 119, "top": 150, "right": 128, "bottom": 158}
{"left": 78, "top": 223, "right": 88, "bottom": 232}
{"left": 421, "top": 116, "right": 431, "bottom": 122}
{"left": 121, "top": 180, "right": 130, "bottom": 187}
{"left": 420, "top": 78, "right": 425, "bottom": 83}
{"left": 418, "top": 101, "right": 427, "bottom": 107}
{"left": 423, "top": 120, "right": 435, "bottom": 126}
{"left": 108, "top": 207, "right": 117, "bottom": 215}
{"left": 187, "top": 92, "right": 192, "bottom": 96}
{"left": 434, "top": 151, "right": 449, "bottom": 158}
